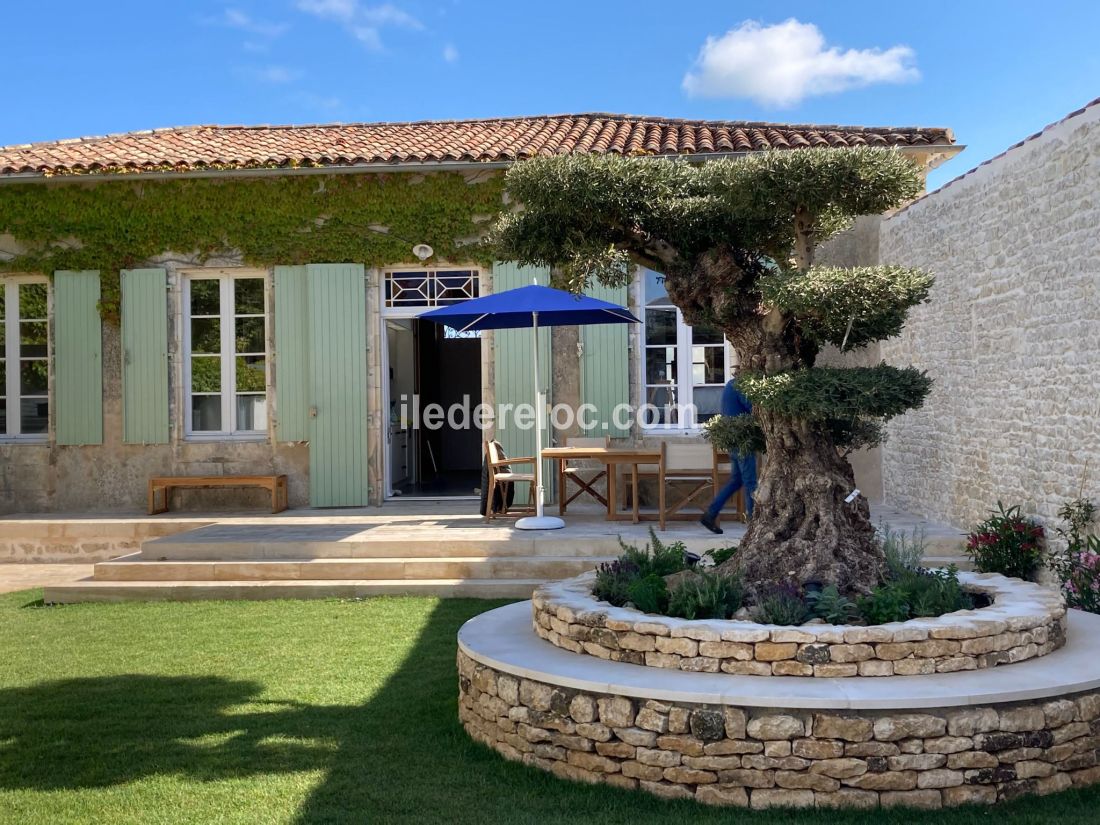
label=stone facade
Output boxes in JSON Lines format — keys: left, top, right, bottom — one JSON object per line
{"left": 878, "top": 100, "right": 1100, "bottom": 531}
{"left": 458, "top": 650, "right": 1100, "bottom": 808}
{"left": 532, "top": 572, "right": 1066, "bottom": 676}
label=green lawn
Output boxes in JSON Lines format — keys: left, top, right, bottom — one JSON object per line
{"left": 0, "top": 590, "right": 1097, "bottom": 824}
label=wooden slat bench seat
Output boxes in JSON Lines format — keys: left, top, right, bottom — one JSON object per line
{"left": 148, "top": 475, "right": 288, "bottom": 515}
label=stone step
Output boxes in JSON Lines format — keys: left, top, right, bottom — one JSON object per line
{"left": 93, "top": 554, "right": 613, "bottom": 582}
{"left": 42, "top": 578, "right": 545, "bottom": 604}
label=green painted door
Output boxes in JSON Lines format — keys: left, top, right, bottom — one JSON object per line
{"left": 491, "top": 262, "right": 551, "bottom": 501}
{"left": 581, "top": 282, "right": 631, "bottom": 438}
{"left": 54, "top": 271, "right": 103, "bottom": 445}
{"left": 120, "top": 268, "right": 169, "bottom": 444}
{"left": 306, "top": 263, "right": 369, "bottom": 507}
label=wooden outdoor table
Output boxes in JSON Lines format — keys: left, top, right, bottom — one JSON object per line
{"left": 541, "top": 446, "right": 665, "bottom": 529}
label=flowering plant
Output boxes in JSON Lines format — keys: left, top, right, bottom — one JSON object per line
{"left": 965, "top": 502, "right": 1045, "bottom": 580}
{"left": 1050, "top": 498, "right": 1100, "bottom": 614}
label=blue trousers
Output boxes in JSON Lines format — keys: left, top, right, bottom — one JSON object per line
{"left": 706, "top": 452, "right": 757, "bottom": 519}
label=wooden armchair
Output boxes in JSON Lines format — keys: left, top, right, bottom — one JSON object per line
{"left": 484, "top": 440, "right": 536, "bottom": 522}
{"left": 557, "top": 435, "right": 610, "bottom": 515}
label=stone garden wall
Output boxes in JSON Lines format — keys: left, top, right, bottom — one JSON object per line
{"left": 458, "top": 649, "right": 1100, "bottom": 809}
{"left": 532, "top": 572, "right": 1066, "bottom": 677}
{"left": 878, "top": 99, "right": 1100, "bottom": 530}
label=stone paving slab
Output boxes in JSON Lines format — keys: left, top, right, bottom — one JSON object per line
{"left": 0, "top": 563, "right": 93, "bottom": 594}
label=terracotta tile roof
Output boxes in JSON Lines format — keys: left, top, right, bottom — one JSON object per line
{"left": 0, "top": 113, "right": 955, "bottom": 179}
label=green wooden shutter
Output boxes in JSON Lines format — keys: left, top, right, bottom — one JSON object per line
{"left": 581, "top": 282, "right": 631, "bottom": 438}
{"left": 120, "top": 268, "right": 169, "bottom": 444}
{"left": 273, "top": 265, "right": 310, "bottom": 441}
{"left": 492, "top": 262, "right": 552, "bottom": 499}
{"left": 306, "top": 263, "right": 369, "bottom": 506}
{"left": 54, "top": 271, "right": 103, "bottom": 445}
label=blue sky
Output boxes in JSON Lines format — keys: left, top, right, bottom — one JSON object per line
{"left": 2, "top": 1, "right": 1098, "bottom": 188}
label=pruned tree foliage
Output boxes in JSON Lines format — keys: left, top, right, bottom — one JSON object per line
{"left": 493, "top": 147, "right": 932, "bottom": 593}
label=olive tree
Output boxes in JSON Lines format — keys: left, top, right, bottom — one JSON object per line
{"left": 492, "top": 148, "right": 933, "bottom": 593}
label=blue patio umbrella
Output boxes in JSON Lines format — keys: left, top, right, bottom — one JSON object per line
{"left": 420, "top": 283, "right": 639, "bottom": 530}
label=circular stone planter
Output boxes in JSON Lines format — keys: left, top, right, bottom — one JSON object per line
{"left": 460, "top": 601, "right": 1100, "bottom": 809}
{"left": 532, "top": 572, "right": 1066, "bottom": 677}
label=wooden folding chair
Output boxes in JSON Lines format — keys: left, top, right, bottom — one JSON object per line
{"left": 484, "top": 440, "right": 536, "bottom": 522}
{"left": 657, "top": 442, "right": 720, "bottom": 521}
{"left": 557, "top": 436, "right": 611, "bottom": 515}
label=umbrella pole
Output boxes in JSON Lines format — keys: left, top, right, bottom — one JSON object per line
{"left": 516, "top": 310, "right": 564, "bottom": 530}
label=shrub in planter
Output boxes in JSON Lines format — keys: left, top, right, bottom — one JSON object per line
{"left": 881, "top": 524, "right": 927, "bottom": 578}
{"left": 668, "top": 571, "right": 744, "bottom": 620}
{"left": 592, "top": 559, "right": 640, "bottom": 607}
{"left": 617, "top": 530, "right": 689, "bottom": 578}
{"left": 806, "top": 584, "right": 860, "bottom": 624}
{"left": 627, "top": 574, "right": 669, "bottom": 614}
{"left": 965, "top": 502, "right": 1045, "bottom": 580}
{"left": 753, "top": 582, "right": 810, "bottom": 625}
{"left": 1050, "top": 498, "right": 1100, "bottom": 614}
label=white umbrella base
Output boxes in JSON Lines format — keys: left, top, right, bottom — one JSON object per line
{"left": 515, "top": 515, "right": 566, "bottom": 531}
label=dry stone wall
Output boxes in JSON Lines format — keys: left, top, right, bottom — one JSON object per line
{"left": 879, "top": 101, "right": 1100, "bottom": 530}
{"left": 459, "top": 650, "right": 1100, "bottom": 808}
{"left": 532, "top": 572, "right": 1066, "bottom": 677}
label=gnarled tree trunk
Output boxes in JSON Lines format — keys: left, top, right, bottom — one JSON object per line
{"left": 722, "top": 412, "right": 883, "bottom": 595}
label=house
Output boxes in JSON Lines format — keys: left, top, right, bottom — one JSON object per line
{"left": 0, "top": 114, "right": 959, "bottom": 513}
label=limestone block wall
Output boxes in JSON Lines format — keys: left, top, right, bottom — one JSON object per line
{"left": 879, "top": 100, "right": 1100, "bottom": 530}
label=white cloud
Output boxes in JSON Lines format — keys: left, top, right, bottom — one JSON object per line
{"left": 296, "top": 1, "right": 422, "bottom": 50}
{"left": 212, "top": 8, "right": 289, "bottom": 38}
{"left": 442, "top": 44, "right": 459, "bottom": 63}
{"left": 682, "top": 19, "right": 919, "bottom": 107}
{"left": 241, "top": 65, "right": 301, "bottom": 84}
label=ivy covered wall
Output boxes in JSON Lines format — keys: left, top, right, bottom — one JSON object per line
{"left": 0, "top": 169, "right": 506, "bottom": 319}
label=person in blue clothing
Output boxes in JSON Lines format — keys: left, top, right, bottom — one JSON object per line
{"left": 700, "top": 374, "right": 757, "bottom": 534}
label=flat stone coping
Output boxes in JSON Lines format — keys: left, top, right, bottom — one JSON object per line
{"left": 459, "top": 601, "right": 1100, "bottom": 710}
{"left": 532, "top": 571, "right": 1066, "bottom": 677}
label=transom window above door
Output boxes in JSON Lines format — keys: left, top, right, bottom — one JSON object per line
{"left": 384, "top": 269, "right": 479, "bottom": 309}
{"left": 183, "top": 273, "right": 268, "bottom": 438}
{"left": 641, "top": 268, "right": 736, "bottom": 429}
{"left": 0, "top": 278, "right": 49, "bottom": 441}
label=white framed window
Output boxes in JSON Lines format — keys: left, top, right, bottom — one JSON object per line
{"left": 0, "top": 277, "right": 49, "bottom": 441}
{"left": 182, "top": 272, "right": 268, "bottom": 438}
{"left": 641, "top": 268, "right": 735, "bottom": 429}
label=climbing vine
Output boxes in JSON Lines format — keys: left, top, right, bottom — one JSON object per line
{"left": 0, "top": 171, "right": 505, "bottom": 321}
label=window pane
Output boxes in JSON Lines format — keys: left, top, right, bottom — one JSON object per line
{"left": 235, "top": 394, "right": 267, "bottom": 431}
{"left": 645, "top": 308, "right": 677, "bottom": 345}
{"left": 644, "top": 269, "right": 669, "bottom": 305}
{"left": 20, "top": 397, "right": 47, "bottom": 434}
{"left": 19, "top": 283, "right": 47, "bottom": 319}
{"left": 692, "top": 386, "right": 724, "bottom": 423}
{"left": 20, "top": 321, "right": 48, "bottom": 358}
{"left": 190, "top": 318, "right": 220, "bottom": 353}
{"left": 234, "top": 317, "right": 265, "bottom": 354}
{"left": 20, "top": 360, "right": 47, "bottom": 394}
{"left": 235, "top": 355, "right": 266, "bottom": 392}
{"left": 190, "top": 279, "right": 220, "bottom": 315}
{"left": 692, "top": 324, "right": 723, "bottom": 346}
{"left": 191, "top": 356, "right": 221, "bottom": 392}
{"left": 191, "top": 395, "right": 222, "bottom": 431}
{"left": 692, "top": 346, "right": 726, "bottom": 385}
{"left": 644, "top": 385, "right": 674, "bottom": 425}
{"left": 0, "top": 398, "right": 5, "bottom": 434}
{"left": 234, "top": 278, "right": 264, "bottom": 314}
{"left": 646, "top": 346, "right": 677, "bottom": 385}
{"left": 0, "top": 360, "right": 4, "bottom": 395}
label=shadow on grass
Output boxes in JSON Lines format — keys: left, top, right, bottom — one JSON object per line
{"left": 2, "top": 599, "right": 1098, "bottom": 824}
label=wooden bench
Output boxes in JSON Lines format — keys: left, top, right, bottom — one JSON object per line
{"left": 148, "top": 475, "right": 288, "bottom": 515}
